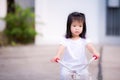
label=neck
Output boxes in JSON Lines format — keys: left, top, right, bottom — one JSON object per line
{"left": 71, "top": 36, "right": 80, "bottom": 40}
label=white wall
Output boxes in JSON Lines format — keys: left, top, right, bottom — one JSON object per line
{"left": 35, "top": 0, "right": 100, "bottom": 45}
{"left": 0, "top": 0, "right": 7, "bottom": 31}
{"left": 99, "top": 0, "right": 120, "bottom": 45}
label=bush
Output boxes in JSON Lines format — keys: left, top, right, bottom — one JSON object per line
{"left": 0, "top": 32, "right": 8, "bottom": 46}
{"left": 4, "top": 5, "right": 37, "bottom": 45}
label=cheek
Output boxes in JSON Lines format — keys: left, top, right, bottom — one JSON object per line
{"left": 71, "top": 27, "right": 77, "bottom": 33}
{"left": 70, "top": 27, "right": 74, "bottom": 32}
{"left": 80, "top": 27, "right": 83, "bottom": 31}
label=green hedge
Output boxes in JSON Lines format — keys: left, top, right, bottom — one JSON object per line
{"left": 4, "top": 5, "right": 37, "bottom": 45}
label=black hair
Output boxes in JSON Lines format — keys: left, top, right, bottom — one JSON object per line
{"left": 65, "top": 12, "right": 86, "bottom": 39}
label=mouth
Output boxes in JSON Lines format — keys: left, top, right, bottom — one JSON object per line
{"left": 75, "top": 31, "right": 80, "bottom": 33}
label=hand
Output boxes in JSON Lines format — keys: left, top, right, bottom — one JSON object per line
{"left": 51, "top": 56, "right": 60, "bottom": 63}
{"left": 93, "top": 54, "right": 100, "bottom": 60}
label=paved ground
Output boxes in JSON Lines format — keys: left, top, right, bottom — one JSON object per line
{"left": 0, "top": 45, "right": 120, "bottom": 80}
{"left": 102, "top": 45, "right": 120, "bottom": 80}
{"left": 0, "top": 45, "right": 60, "bottom": 80}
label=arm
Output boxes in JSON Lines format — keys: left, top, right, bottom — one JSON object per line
{"left": 86, "top": 43, "right": 100, "bottom": 59}
{"left": 51, "top": 44, "right": 65, "bottom": 62}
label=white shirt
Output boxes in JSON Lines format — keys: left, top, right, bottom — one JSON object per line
{"left": 60, "top": 37, "right": 91, "bottom": 68}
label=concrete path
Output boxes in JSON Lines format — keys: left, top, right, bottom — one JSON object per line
{"left": 0, "top": 45, "right": 60, "bottom": 80}
{"left": 0, "top": 45, "right": 99, "bottom": 80}
{"left": 1, "top": 45, "right": 120, "bottom": 80}
{"left": 102, "top": 45, "right": 120, "bottom": 80}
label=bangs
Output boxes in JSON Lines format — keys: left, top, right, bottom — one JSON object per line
{"left": 71, "top": 16, "right": 84, "bottom": 23}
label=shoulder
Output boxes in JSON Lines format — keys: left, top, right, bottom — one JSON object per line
{"left": 60, "top": 37, "right": 68, "bottom": 42}
{"left": 86, "top": 38, "right": 91, "bottom": 43}
{"left": 80, "top": 38, "right": 92, "bottom": 45}
{"left": 59, "top": 37, "right": 69, "bottom": 46}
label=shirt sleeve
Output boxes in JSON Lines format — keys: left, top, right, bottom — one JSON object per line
{"left": 59, "top": 37, "right": 67, "bottom": 47}
{"left": 85, "top": 38, "right": 92, "bottom": 45}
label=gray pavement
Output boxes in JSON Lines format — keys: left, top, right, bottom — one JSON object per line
{"left": 102, "top": 45, "right": 120, "bottom": 80}
{"left": 0, "top": 45, "right": 60, "bottom": 80}
{"left": 0, "top": 45, "right": 120, "bottom": 80}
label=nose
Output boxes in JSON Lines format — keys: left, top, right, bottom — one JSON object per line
{"left": 75, "top": 26, "right": 80, "bottom": 30}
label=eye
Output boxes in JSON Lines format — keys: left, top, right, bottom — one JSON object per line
{"left": 73, "top": 25, "right": 76, "bottom": 27}
{"left": 79, "top": 25, "right": 83, "bottom": 27}
{"left": 79, "top": 25, "right": 82, "bottom": 27}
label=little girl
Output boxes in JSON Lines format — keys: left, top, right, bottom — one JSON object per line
{"left": 51, "top": 12, "right": 99, "bottom": 80}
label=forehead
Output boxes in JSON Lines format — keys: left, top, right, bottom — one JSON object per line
{"left": 71, "top": 20, "right": 83, "bottom": 25}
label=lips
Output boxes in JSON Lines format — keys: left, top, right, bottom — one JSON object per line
{"left": 75, "top": 31, "right": 80, "bottom": 33}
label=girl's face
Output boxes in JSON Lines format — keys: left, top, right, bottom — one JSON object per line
{"left": 70, "top": 20, "right": 83, "bottom": 38}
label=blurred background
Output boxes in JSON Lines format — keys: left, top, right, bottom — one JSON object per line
{"left": 0, "top": 0, "right": 120, "bottom": 80}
